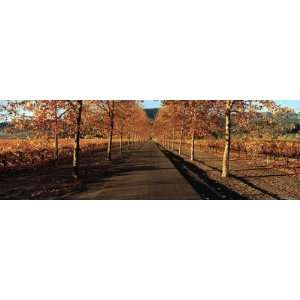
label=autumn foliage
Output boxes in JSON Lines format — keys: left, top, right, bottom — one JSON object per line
{"left": 1, "top": 100, "right": 151, "bottom": 177}
{"left": 153, "top": 100, "right": 293, "bottom": 177}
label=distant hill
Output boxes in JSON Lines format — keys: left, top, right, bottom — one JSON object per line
{"left": 0, "top": 122, "right": 9, "bottom": 129}
{"left": 144, "top": 108, "right": 159, "bottom": 120}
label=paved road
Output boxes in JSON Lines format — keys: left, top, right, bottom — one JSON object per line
{"left": 71, "top": 141, "right": 200, "bottom": 200}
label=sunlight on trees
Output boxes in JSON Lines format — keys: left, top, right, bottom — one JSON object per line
{"left": 153, "top": 100, "right": 293, "bottom": 178}
{"left": 1, "top": 100, "right": 151, "bottom": 178}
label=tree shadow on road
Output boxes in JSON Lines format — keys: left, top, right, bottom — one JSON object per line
{"left": 161, "top": 148, "right": 247, "bottom": 200}
{"left": 70, "top": 158, "right": 172, "bottom": 197}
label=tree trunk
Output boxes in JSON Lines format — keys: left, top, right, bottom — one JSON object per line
{"left": 222, "top": 101, "right": 232, "bottom": 178}
{"left": 107, "top": 120, "right": 114, "bottom": 160}
{"left": 190, "top": 107, "right": 196, "bottom": 161}
{"left": 172, "top": 127, "right": 175, "bottom": 150}
{"left": 120, "top": 132, "right": 123, "bottom": 154}
{"left": 73, "top": 100, "right": 83, "bottom": 179}
{"left": 54, "top": 102, "right": 59, "bottom": 162}
{"left": 190, "top": 129, "right": 195, "bottom": 161}
{"left": 54, "top": 132, "right": 59, "bottom": 161}
{"left": 179, "top": 120, "right": 184, "bottom": 155}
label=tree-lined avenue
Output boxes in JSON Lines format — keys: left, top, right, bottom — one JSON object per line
{"left": 68, "top": 141, "right": 200, "bottom": 200}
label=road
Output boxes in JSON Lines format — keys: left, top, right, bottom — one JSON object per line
{"left": 70, "top": 141, "right": 200, "bottom": 200}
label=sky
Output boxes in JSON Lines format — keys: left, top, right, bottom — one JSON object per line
{"left": 143, "top": 100, "right": 300, "bottom": 112}
{"left": 1, "top": 100, "right": 300, "bottom": 112}
{"left": 143, "top": 100, "right": 162, "bottom": 109}
{"left": 275, "top": 100, "right": 300, "bottom": 112}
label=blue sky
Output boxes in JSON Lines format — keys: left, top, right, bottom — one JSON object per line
{"left": 143, "top": 100, "right": 162, "bottom": 109}
{"left": 143, "top": 100, "right": 300, "bottom": 112}
{"left": 1, "top": 100, "right": 299, "bottom": 112}
{"left": 275, "top": 100, "right": 300, "bottom": 112}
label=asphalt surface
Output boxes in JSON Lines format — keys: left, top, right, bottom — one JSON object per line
{"left": 71, "top": 141, "right": 200, "bottom": 200}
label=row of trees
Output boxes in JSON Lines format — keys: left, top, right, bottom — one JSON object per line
{"left": 3, "top": 100, "right": 151, "bottom": 178}
{"left": 153, "top": 100, "right": 291, "bottom": 177}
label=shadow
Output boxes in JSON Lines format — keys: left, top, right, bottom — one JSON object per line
{"left": 243, "top": 174, "right": 290, "bottom": 179}
{"left": 64, "top": 142, "right": 200, "bottom": 200}
{"left": 193, "top": 158, "right": 282, "bottom": 200}
{"left": 161, "top": 148, "right": 247, "bottom": 200}
{"left": 78, "top": 159, "right": 174, "bottom": 193}
{"left": 233, "top": 167, "right": 270, "bottom": 172}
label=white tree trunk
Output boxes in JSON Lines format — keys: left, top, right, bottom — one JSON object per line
{"left": 179, "top": 120, "right": 184, "bottom": 155}
{"left": 190, "top": 129, "right": 195, "bottom": 161}
{"left": 222, "top": 101, "right": 232, "bottom": 178}
{"left": 172, "top": 127, "right": 175, "bottom": 150}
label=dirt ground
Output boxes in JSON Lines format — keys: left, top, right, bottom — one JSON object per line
{"left": 0, "top": 143, "right": 142, "bottom": 200}
{"left": 1, "top": 141, "right": 300, "bottom": 200}
{"left": 163, "top": 146, "right": 300, "bottom": 200}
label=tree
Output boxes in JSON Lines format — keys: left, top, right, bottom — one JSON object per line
{"left": 94, "top": 101, "right": 120, "bottom": 160}
{"left": 3, "top": 100, "right": 151, "bottom": 179}
{"left": 177, "top": 101, "right": 188, "bottom": 155}
{"left": 154, "top": 100, "right": 293, "bottom": 178}
{"left": 0, "top": 101, "right": 7, "bottom": 124}
{"left": 114, "top": 100, "right": 134, "bottom": 155}
{"left": 65, "top": 101, "right": 84, "bottom": 178}
{"left": 105, "top": 101, "right": 115, "bottom": 161}
{"left": 4, "top": 100, "right": 72, "bottom": 162}
{"left": 220, "top": 100, "right": 292, "bottom": 178}
{"left": 91, "top": 100, "right": 151, "bottom": 160}
{"left": 221, "top": 100, "right": 234, "bottom": 177}
{"left": 184, "top": 101, "right": 219, "bottom": 161}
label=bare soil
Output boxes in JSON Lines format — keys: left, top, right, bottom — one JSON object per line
{"left": 0, "top": 143, "right": 142, "bottom": 200}
{"left": 163, "top": 145, "right": 300, "bottom": 200}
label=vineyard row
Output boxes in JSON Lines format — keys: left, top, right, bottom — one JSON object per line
{"left": 164, "top": 139, "right": 300, "bottom": 159}
{"left": 0, "top": 138, "right": 134, "bottom": 174}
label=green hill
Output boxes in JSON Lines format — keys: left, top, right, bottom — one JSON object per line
{"left": 144, "top": 108, "right": 159, "bottom": 120}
